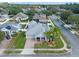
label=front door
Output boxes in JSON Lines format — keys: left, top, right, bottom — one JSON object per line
{"left": 36, "top": 37, "right": 40, "bottom": 41}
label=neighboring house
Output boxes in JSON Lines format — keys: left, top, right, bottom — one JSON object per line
{"left": 0, "top": 7, "right": 9, "bottom": 21}
{"left": 0, "top": 23, "right": 21, "bottom": 39}
{"left": 26, "top": 20, "right": 49, "bottom": 41}
{"left": 35, "top": 7, "right": 47, "bottom": 12}
{"left": 22, "top": 6, "right": 47, "bottom": 13}
{"left": 0, "top": 14, "right": 9, "bottom": 22}
{"left": 0, "top": 7, "right": 8, "bottom": 14}
{"left": 11, "top": 12, "right": 28, "bottom": 21}
{"left": 22, "top": 8, "right": 31, "bottom": 13}
{"left": 57, "top": 8, "right": 66, "bottom": 11}
{"left": 33, "top": 13, "right": 48, "bottom": 23}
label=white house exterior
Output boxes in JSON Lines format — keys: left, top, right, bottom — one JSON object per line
{"left": 26, "top": 20, "right": 49, "bottom": 41}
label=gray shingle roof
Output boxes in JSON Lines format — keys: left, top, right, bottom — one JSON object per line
{"left": 26, "top": 21, "right": 49, "bottom": 37}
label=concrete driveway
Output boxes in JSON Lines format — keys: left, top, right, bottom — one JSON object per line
{"left": 21, "top": 38, "right": 37, "bottom": 54}
{"left": 0, "top": 38, "right": 11, "bottom": 54}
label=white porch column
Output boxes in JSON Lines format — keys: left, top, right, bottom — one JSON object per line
{"left": 8, "top": 30, "right": 12, "bottom": 39}
{"left": 40, "top": 37, "right": 41, "bottom": 41}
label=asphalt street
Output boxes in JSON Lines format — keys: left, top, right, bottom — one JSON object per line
{"left": 50, "top": 16, "right": 79, "bottom": 57}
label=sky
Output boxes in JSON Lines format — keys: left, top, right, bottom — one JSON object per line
{"left": 13, "top": 2, "right": 79, "bottom": 5}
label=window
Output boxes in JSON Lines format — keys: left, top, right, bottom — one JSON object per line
{"left": 41, "top": 37, "right": 45, "bottom": 41}
{"left": 41, "top": 37, "right": 45, "bottom": 40}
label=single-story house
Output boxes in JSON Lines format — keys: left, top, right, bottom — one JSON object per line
{"left": 0, "top": 14, "right": 9, "bottom": 22}
{"left": 0, "top": 23, "right": 21, "bottom": 39}
{"left": 35, "top": 7, "right": 47, "bottom": 12}
{"left": 33, "top": 13, "right": 48, "bottom": 23}
{"left": 11, "top": 12, "right": 28, "bottom": 21}
{"left": 26, "top": 20, "right": 49, "bottom": 41}
{"left": 0, "top": 7, "right": 9, "bottom": 22}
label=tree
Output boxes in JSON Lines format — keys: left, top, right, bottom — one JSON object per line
{"left": 25, "top": 10, "right": 37, "bottom": 16}
{"left": 8, "top": 6, "right": 22, "bottom": 15}
{"left": 25, "top": 10, "right": 37, "bottom": 21}
{"left": 59, "top": 3, "right": 79, "bottom": 14}
{"left": 67, "top": 14, "right": 79, "bottom": 28}
{"left": 40, "top": 10, "right": 53, "bottom": 18}
{"left": 44, "top": 27, "right": 61, "bottom": 42}
{"left": 60, "top": 10, "right": 73, "bottom": 23}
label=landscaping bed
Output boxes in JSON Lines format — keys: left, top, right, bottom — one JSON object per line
{"left": 34, "top": 36, "right": 64, "bottom": 49}
{"left": 0, "top": 31, "right": 5, "bottom": 43}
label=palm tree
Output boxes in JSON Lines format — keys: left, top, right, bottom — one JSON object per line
{"left": 44, "top": 27, "right": 61, "bottom": 43}
{"left": 44, "top": 29, "right": 54, "bottom": 42}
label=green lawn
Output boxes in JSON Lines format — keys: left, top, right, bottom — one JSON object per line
{"left": 0, "top": 31, "right": 5, "bottom": 43}
{"left": 62, "top": 34, "right": 71, "bottom": 49}
{"left": 4, "top": 32, "right": 26, "bottom": 54}
{"left": 4, "top": 50, "right": 21, "bottom": 55}
{"left": 7, "top": 31, "right": 26, "bottom": 49}
{"left": 34, "top": 37, "right": 64, "bottom": 49}
{"left": 34, "top": 50, "right": 67, "bottom": 54}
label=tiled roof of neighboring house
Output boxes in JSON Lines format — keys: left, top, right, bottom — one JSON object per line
{"left": 0, "top": 23, "right": 21, "bottom": 31}
{"left": 33, "top": 13, "right": 48, "bottom": 22}
{"left": 26, "top": 20, "right": 49, "bottom": 38}
{"left": 11, "top": 12, "right": 28, "bottom": 20}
